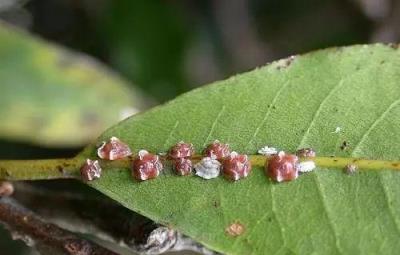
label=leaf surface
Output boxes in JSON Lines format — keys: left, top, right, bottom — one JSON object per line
{"left": 83, "top": 44, "right": 400, "bottom": 254}
{"left": 0, "top": 22, "right": 146, "bottom": 147}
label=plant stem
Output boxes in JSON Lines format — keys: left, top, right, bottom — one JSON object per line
{"left": 0, "top": 196, "right": 120, "bottom": 255}
{"left": 0, "top": 155, "right": 399, "bottom": 181}
{"left": 0, "top": 158, "right": 82, "bottom": 180}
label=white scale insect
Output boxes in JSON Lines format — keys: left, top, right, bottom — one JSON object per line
{"left": 296, "top": 161, "right": 316, "bottom": 173}
{"left": 194, "top": 157, "right": 221, "bottom": 179}
{"left": 332, "top": 127, "right": 341, "bottom": 133}
{"left": 257, "top": 146, "right": 278, "bottom": 156}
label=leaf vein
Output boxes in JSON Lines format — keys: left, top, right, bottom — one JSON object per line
{"left": 202, "top": 105, "right": 226, "bottom": 146}
{"left": 270, "top": 185, "right": 286, "bottom": 252}
{"left": 162, "top": 120, "right": 180, "bottom": 149}
{"left": 298, "top": 79, "right": 346, "bottom": 147}
{"left": 378, "top": 173, "right": 400, "bottom": 234}
{"left": 245, "top": 80, "right": 291, "bottom": 150}
{"left": 313, "top": 173, "right": 343, "bottom": 254}
{"left": 351, "top": 98, "right": 400, "bottom": 155}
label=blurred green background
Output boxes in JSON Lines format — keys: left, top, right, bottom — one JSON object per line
{"left": 0, "top": 0, "right": 399, "bottom": 254}
{"left": 4, "top": 0, "right": 399, "bottom": 104}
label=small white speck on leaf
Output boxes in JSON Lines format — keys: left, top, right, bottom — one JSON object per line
{"left": 194, "top": 157, "right": 221, "bottom": 179}
{"left": 296, "top": 161, "right": 316, "bottom": 173}
{"left": 258, "top": 146, "right": 278, "bottom": 156}
{"left": 332, "top": 127, "right": 342, "bottom": 133}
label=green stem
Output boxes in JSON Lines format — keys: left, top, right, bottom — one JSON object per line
{"left": 0, "top": 155, "right": 399, "bottom": 181}
{"left": 0, "top": 158, "right": 82, "bottom": 180}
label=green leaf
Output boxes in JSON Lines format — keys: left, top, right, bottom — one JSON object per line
{"left": 84, "top": 44, "right": 400, "bottom": 254}
{"left": 0, "top": 22, "right": 147, "bottom": 147}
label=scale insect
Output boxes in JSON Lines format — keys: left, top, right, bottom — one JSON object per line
{"left": 266, "top": 151, "right": 299, "bottom": 182}
{"left": 80, "top": 159, "right": 102, "bottom": 181}
{"left": 225, "top": 222, "right": 245, "bottom": 237}
{"left": 97, "top": 137, "right": 132, "bottom": 160}
{"left": 222, "top": 152, "right": 251, "bottom": 181}
{"left": 204, "top": 140, "right": 231, "bottom": 160}
{"left": 345, "top": 163, "right": 357, "bottom": 175}
{"left": 168, "top": 141, "right": 194, "bottom": 159}
{"left": 296, "top": 161, "right": 316, "bottom": 173}
{"left": 132, "top": 150, "right": 163, "bottom": 181}
{"left": 194, "top": 157, "right": 221, "bottom": 179}
{"left": 173, "top": 158, "right": 193, "bottom": 176}
{"left": 258, "top": 146, "right": 278, "bottom": 156}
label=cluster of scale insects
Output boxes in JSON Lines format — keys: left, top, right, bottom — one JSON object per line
{"left": 80, "top": 137, "right": 357, "bottom": 183}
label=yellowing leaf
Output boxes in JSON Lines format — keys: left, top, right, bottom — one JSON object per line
{"left": 0, "top": 22, "right": 147, "bottom": 147}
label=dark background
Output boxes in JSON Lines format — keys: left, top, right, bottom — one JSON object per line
{"left": 2, "top": 0, "right": 400, "bottom": 104}
{"left": 0, "top": 0, "right": 399, "bottom": 254}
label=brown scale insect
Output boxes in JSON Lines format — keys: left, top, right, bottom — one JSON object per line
{"left": 345, "top": 164, "right": 357, "bottom": 175}
{"left": 296, "top": 147, "right": 316, "bottom": 158}
{"left": 97, "top": 137, "right": 132, "bottom": 160}
{"left": 173, "top": 158, "right": 193, "bottom": 176}
{"left": 266, "top": 151, "right": 299, "bottom": 182}
{"left": 225, "top": 222, "right": 245, "bottom": 237}
{"left": 80, "top": 159, "right": 102, "bottom": 182}
{"left": 132, "top": 150, "right": 163, "bottom": 181}
{"left": 168, "top": 142, "right": 194, "bottom": 176}
{"left": 168, "top": 141, "right": 194, "bottom": 159}
{"left": 222, "top": 152, "right": 251, "bottom": 181}
{"left": 204, "top": 140, "right": 231, "bottom": 160}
